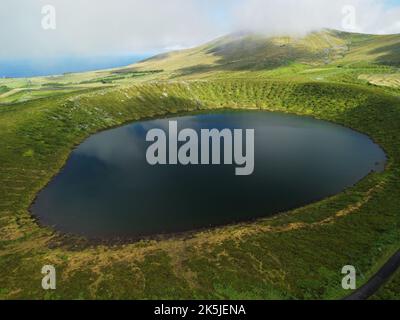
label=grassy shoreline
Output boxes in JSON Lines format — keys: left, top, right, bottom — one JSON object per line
{"left": 28, "top": 107, "right": 387, "bottom": 246}
{"left": 0, "top": 80, "right": 399, "bottom": 299}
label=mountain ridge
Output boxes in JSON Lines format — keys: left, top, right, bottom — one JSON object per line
{"left": 123, "top": 29, "right": 400, "bottom": 78}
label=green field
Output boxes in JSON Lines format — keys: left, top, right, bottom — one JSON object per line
{"left": 0, "top": 29, "right": 399, "bottom": 299}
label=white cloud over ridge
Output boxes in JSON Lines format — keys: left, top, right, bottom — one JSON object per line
{"left": 0, "top": 0, "right": 399, "bottom": 58}
{"left": 233, "top": 0, "right": 400, "bottom": 36}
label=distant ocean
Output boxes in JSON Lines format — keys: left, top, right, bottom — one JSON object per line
{"left": 0, "top": 54, "right": 149, "bottom": 78}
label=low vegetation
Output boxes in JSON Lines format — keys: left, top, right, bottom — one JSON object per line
{"left": 0, "top": 29, "right": 399, "bottom": 299}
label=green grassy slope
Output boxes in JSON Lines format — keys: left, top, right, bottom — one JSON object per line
{"left": 0, "top": 69, "right": 161, "bottom": 105}
{"left": 129, "top": 30, "right": 347, "bottom": 78}
{"left": 130, "top": 29, "right": 400, "bottom": 78}
{"left": 0, "top": 80, "right": 399, "bottom": 299}
{"left": 0, "top": 29, "right": 399, "bottom": 300}
{"left": 1, "top": 30, "right": 399, "bottom": 105}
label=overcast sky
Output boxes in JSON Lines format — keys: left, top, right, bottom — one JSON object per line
{"left": 1, "top": 0, "right": 400, "bottom": 59}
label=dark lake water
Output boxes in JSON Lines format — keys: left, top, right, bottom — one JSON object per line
{"left": 31, "top": 111, "right": 386, "bottom": 239}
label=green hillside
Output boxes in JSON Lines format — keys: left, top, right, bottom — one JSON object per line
{"left": 0, "top": 29, "right": 399, "bottom": 300}
{"left": 1, "top": 29, "right": 399, "bottom": 105}
{"left": 129, "top": 29, "right": 400, "bottom": 78}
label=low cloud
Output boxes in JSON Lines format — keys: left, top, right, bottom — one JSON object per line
{"left": 0, "top": 0, "right": 399, "bottom": 59}
{"left": 232, "top": 0, "right": 400, "bottom": 36}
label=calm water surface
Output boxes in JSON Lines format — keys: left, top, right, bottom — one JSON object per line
{"left": 31, "top": 111, "right": 386, "bottom": 239}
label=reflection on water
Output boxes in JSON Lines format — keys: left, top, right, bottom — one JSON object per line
{"left": 31, "top": 111, "right": 386, "bottom": 239}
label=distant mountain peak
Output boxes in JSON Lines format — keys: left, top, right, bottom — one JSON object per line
{"left": 125, "top": 29, "right": 400, "bottom": 77}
